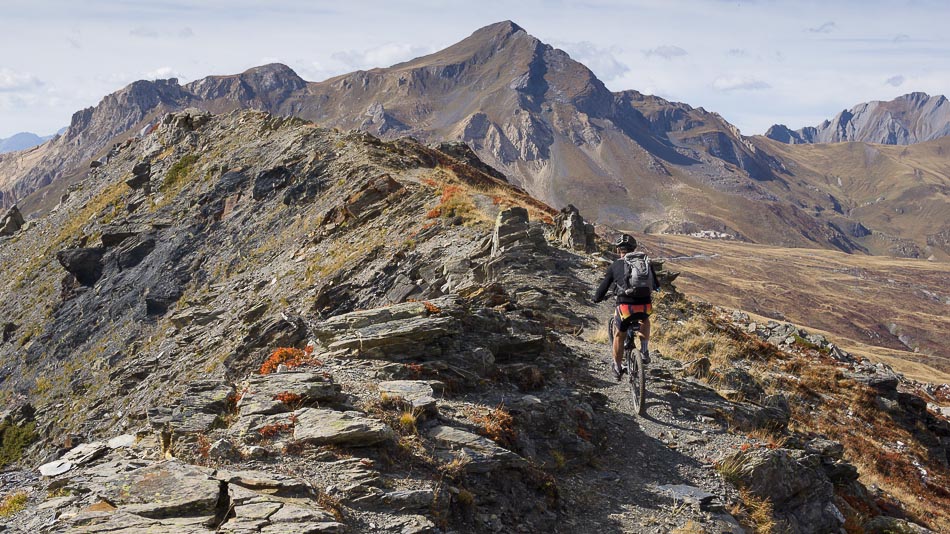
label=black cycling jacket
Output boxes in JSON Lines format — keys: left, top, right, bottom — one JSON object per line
{"left": 592, "top": 257, "right": 660, "bottom": 305}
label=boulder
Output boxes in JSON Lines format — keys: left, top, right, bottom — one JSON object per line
{"left": 726, "top": 448, "right": 843, "bottom": 534}
{"left": 0, "top": 205, "right": 25, "bottom": 236}
{"left": 147, "top": 380, "right": 233, "bottom": 435}
{"left": 238, "top": 372, "right": 342, "bottom": 417}
{"left": 97, "top": 460, "right": 223, "bottom": 523}
{"left": 313, "top": 296, "right": 461, "bottom": 359}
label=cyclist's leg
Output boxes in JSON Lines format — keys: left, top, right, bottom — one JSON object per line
{"left": 639, "top": 316, "right": 651, "bottom": 342}
{"left": 612, "top": 314, "right": 625, "bottom": 369}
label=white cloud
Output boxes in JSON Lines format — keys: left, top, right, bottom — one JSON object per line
{"left": 885, "top": 75, "right": 905, "bottom": 87}
{"left": 807, "top": 21, "right": 837, "bottom": 34}
{"left": 143, "top": 67, "right": 185, "bottom": 81}
{"left": 712, "top": 76, "right": 771, "bottom": 92}
{"left": 643, "top": 45, "right": 688, "bottom": 60}
{"left": 554, "top": 41, "right": 629, "bottom": 81}
{"left": 0, "top": 69, "right": 44, "bottom": 92}
{"left": 331, "top": 43, "right": 430, "bottom": 71}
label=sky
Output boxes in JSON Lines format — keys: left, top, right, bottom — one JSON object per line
{"left": 1, "top": 0, "right": 948, "bottom": 139}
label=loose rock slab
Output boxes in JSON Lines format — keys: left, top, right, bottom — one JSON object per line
{"left": 427, "top": 425, "right": 526, "bottom": 473}
{"left": 293, "top": 408, "right": 393, "bottom": 447}
{"left": 378, "top": 380, "right": 439, "bottom": 412}
{"left": 97, "top": 460, "right": 222, "bottom": 521}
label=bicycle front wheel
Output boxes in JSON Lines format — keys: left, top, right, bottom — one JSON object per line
{"left": 626, "top": 348, "right": 646, "bottom": 415}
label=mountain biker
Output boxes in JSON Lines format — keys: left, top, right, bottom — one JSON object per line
{"left": 592, "top": 234, "right": 660, "bottom": 381}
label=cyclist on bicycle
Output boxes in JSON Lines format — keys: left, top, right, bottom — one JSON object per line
{"left": 593, "top": 234, "right": 660, "bottom": 381}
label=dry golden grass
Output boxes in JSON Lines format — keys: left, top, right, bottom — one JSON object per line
{"left": 739, "top": 489, "right": 776, "bottom": 534}
{"left": 642, "top": 234, "right": 950, "bottom": 381}
{"left": 654, "top": 315, "right": 738, "bottom": 367}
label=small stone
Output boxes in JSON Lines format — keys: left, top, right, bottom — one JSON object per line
{"left": 39, "top": 459, "right": 73, "bottom": 477}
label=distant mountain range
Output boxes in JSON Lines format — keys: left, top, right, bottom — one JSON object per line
{"left": 0, "top": 128, "right": 64, "bottom": 154}
{"left": 0, "top": 21, "right": 947, "bottom": 260}
{"left": 766, "top": 92, "right": 950, "bottom": 145}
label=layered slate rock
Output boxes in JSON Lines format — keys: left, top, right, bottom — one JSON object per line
{"left": 237, "top": 372, "right": 342, "bottom": 417}
{"left": 312, "top": 296, "right": 461, "bottom": 359}
{"left": 90, "top": 461, "right": 224, "bottom": 525}
{"left": 427, "top": 425, "right": 526, "bottom": 473}
{"left": 0, "top": 205, "right": 25, "bottom": 236}
{"left": 377, "top": 380, "right": 440, "bottom": 413}
{"left": 147, "top": 380, "right": 233, "bottom": 436}
{"left": 293, "top": 408, "right": 393, "bottom": 447}
{"left": 553, "top": 204, "right": 595, "bottom": 252}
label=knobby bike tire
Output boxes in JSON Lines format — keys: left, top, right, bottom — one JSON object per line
{"left": 626, "top": 347, "right": 646, "bottom": 415}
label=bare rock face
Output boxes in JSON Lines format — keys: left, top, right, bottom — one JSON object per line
{"left": 766, "top": 92, "right": 950, "bottom": 145}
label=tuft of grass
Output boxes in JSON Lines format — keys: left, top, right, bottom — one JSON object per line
{"left": 671, "top": 520, "right": 705, "bottom": 534}
{"left": 715, "top": 452, "right": 749, "bottom": 486}
{"left": 0, "top": 491, "right": 28, "bottom": 518}
{"left": 161, "top": 153, "right": 199, "bottom": 192}
{"left": 0, "top": 421, "right": 37, "bottom": 469}
{"left": 398, "top": 410, "right": 418, "bottom": 433}
{"left": 739, "top": 488, "right": 776, "bottom": 534}
{"left": 439, "top": 455, "right": 471, "bottom": 480}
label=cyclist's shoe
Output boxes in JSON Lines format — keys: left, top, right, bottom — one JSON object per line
{"left": 612, "top": 362, "right": 627, "bottom": 382}
{"left": 641, "top": 349, "right": 651, "bottom": 365}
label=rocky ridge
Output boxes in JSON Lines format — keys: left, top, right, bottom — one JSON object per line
{"left": 765, "top": 92, "right": 950, "bottom": 145}
{"left": 0, "top": 109, "right": 948, "bottom": 533}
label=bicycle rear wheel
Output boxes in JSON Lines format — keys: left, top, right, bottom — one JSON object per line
{"left": 626, "top": 347, "right": 646, "bottom": 415}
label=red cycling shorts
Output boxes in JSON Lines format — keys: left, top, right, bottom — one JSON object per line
{"left": 615, "top": 303, "right": 652, "bottom": 331}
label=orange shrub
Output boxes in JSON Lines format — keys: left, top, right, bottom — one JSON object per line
{"left": 260, "top": 346, "right": 320, "bottom": 375}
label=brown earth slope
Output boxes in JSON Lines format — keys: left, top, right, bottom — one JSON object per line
{"left": 640, "top": 234, "right": 950, "bottom": 381}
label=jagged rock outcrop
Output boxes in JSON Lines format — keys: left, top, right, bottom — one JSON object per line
{"left": 0, "top": 205, "right": 25, "bottom": 236}
{"left": 553, "top": 204, "right": 596, "bottom": 252}
{"left": 766, "top": 92, "right": 950, "bottom": 145}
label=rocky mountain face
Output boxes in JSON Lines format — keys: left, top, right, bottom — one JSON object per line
{"left": 0, "top": 108, "right": 948, "bottom": 533}
{"left": 766, "top": 92, "right": 950, "bottom": 145}
{"left": 2, "top": 21, "right": 891, "bottom": 257}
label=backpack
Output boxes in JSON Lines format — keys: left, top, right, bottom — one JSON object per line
{"left": 620, "top": 252, "right": 654, "bottom": 298}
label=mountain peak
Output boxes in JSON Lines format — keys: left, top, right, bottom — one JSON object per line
{"left": 241, "top": 63, "right": 301, "bottom": 78}
{"left": 473, "top": 20, "right": 525, "bottom": 39}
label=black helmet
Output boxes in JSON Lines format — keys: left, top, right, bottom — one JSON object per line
{"left": 614, "top": 234, "right": 637, "bottom": 251}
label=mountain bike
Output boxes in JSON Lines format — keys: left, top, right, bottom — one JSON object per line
{"left": 608, "top": 317, "right": 646, "bottom": 415}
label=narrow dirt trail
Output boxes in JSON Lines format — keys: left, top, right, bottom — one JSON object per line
{"left": 551, "top": 264, "right": 746, "bottom": 533}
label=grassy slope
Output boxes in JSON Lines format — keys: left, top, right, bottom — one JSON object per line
{"left": 640, "top": 234, "right": 950, "bottom": 383}
{"left": 754, "top": 135, "right": 950, "bottom": 259}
